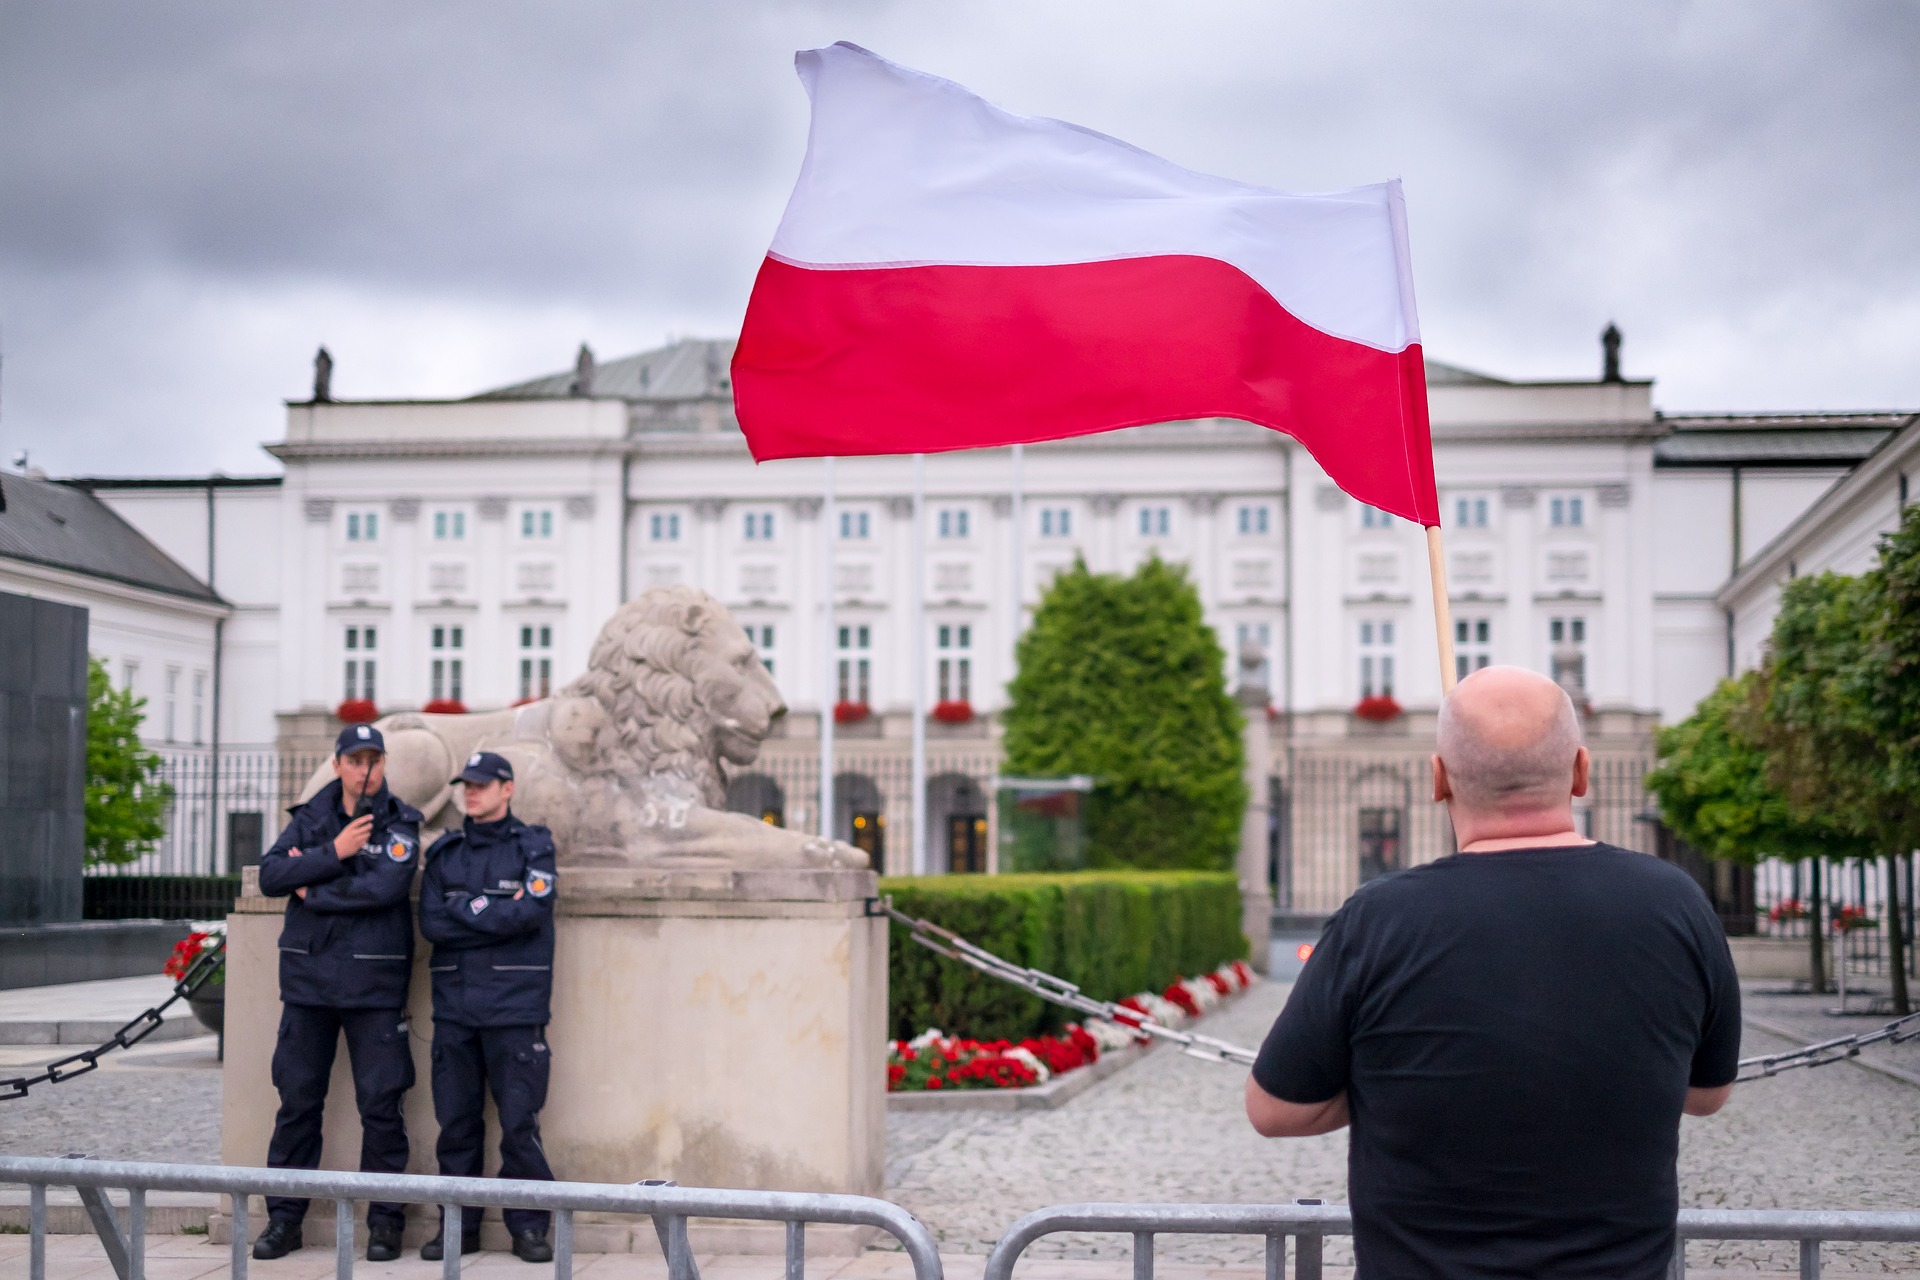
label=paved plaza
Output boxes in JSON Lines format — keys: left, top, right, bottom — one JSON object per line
{"left": 2, "top": 975, "right": 1917, "bottom": 1276}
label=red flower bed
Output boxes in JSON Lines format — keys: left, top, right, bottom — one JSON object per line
{"left": 888, "top": 963, "right": 1260, "bottom": 1093}
{"left": 422, "top": 698, "right": 467, "bottom": 714}
{"left": 833, "top": 700, "right": 871, "bottom": 724}
{"left": 335, "top": 699, "right": 378, "bottom": 723}
{"left": 931, "top": 699, "right": 974, "bottom": 724}
{"left": 1353, "top": 695, "right": 1403, "bottom": 722}
{"left": 1769, "top": 899, "right": 1808, "bottom": 923}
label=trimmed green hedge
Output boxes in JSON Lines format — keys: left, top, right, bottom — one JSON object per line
{"left": 880, "top": 871, "right": 1247, "bottom": 1042}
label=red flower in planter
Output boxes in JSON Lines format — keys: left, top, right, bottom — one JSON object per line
{"left": 1353, "top": 695, "right": 1403, "bottom": 722}
{"left": 422, "top": 698, "right": 467, "bottom": 715}
{"left": 165, "top": 931, "right": 214, "bottom": 981}
{"left": 335, "top": 699, "right": 378, "bottom": 724}
{"left": 1832, "top": 906, "right": 1878, "bottom": 933}
{"left": 833, "top": 700, "right": 871, "bottom": 724}
{"left": 931, "top": 700, "right": 974, "bottom": 724}
{"left": 1162, "top": 982, "right": 1201, "bottom": 1018}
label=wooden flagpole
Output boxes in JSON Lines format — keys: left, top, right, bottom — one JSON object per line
{"left": 1428, "top": 524, "right": 1458, "bottom": 694}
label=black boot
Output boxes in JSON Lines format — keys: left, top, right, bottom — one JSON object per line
{"left": 511, "top": 1228, "right": 553, "bottom": 1263}
{"left": 251, "top": 1219, "right": 304, "bottom": 1260}
{"left": 366, "top": 1223, "right": 403, "bottom": 1262}
{"left": 421, "top": 1227, "right": 481, "bottom": 1260}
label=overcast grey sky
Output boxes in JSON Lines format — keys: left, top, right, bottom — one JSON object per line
{"left": 2, "top": 1, "right": 1915, "bottom": 476}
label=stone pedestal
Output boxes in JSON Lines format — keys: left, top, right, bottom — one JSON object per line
{"left": 221, "top": 865, "right": 885, "bottom": 1252}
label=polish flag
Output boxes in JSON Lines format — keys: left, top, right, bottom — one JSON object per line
{"left": 732, "top": 43, "right": 1438, "bottom": 526}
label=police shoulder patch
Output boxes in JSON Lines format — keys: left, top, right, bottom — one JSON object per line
{"left": 387, "top": 833, "right": 416, "bottom": 863}
{"left": 526, "top": 870, "right": 555, "bottom": 899}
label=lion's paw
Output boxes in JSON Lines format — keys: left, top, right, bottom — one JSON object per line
{"left": 801, "top": 836, "right": 870, "bottom": 870}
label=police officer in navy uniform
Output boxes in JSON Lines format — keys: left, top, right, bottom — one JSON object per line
{"left": 252, "top": 723, "right": 422, "bottom": 1262}
{"left": 418, "top": 751, "right": 559, "bottom": 1263}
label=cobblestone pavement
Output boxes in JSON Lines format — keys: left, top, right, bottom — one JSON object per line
{"left": 0, "top": 1035, "right": 223, "bottom": 1164}
{"left": 3, "top": 983, "right": 1917, "bottom": 1274}
{"left": 1739, "top": 983, "right": 1920, "bottom": 1083}
{"left": 886, "top": 981, "right": 1920, "bottom": 1275}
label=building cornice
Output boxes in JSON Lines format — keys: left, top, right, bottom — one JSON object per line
{"left": 0, "top": 553, "right": 232, "bottom": 618}
{"left": 1429, "top": 419, "right": 1664, "bottom": 445}
{"left": 266, "top": 437, "right": 632, "bottom": 463}
{"left": 1717, "top": 412, "right": 1920, "bottom": 609}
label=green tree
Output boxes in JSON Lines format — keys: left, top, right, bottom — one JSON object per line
{"left": 1002, "top": 555, "right": 1246, "bottom": 870}
{"left": 1646, "top": 670, "right": 1868, "bottom": 991}
{"left": 1757, "top": 568, "right": 1911, "bottom": 1014}
{"left": 85, "top": 657, "right": 173, "bottom": 866}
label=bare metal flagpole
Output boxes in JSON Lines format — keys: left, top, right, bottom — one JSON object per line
{"left": 820, "top": 457, "right": 837, "bottom": 840}
{"left": 910, "top": 453, "right": 928, "bottom": 875}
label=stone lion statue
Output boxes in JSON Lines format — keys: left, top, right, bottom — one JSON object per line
{"left": 307, "top": 586, "right": 866, "bottom": 870}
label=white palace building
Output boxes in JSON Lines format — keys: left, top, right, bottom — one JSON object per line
{"left": 24, "top": 331, "right": 1913, "bottom": 910}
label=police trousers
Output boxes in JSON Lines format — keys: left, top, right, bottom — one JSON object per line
{"left": 265, "top": 1004, "right": 414, "bottom": 1228}
{"left": 431, "top": 1021, "right": 554, "bottom": 1236}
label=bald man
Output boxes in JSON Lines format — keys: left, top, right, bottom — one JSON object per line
{"left": 1246, "top": 666, "right": 1740, "bottom": 1279}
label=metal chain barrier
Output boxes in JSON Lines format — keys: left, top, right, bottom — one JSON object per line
{"left": 0, "top": 937, "right": 227, "bottom": 1101}
{"left": 874, "top": 897, "right": 1920, "bottom": 1085}
{"left": 1734, "top": 1010, "right": 1920, "bottom": 1083}
{"left": 873, "top": 898, "right": 1257, "bottom": 1066}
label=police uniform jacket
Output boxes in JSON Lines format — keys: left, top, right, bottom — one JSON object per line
{"left": 418, "top": 813, "right": 557, "bottom": 1028}
{"left": 257, "top": 780, "right": 422, "bottom": 1009}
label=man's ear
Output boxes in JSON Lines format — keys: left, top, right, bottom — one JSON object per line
{"left": 1431, "top": 754, "right": 1452, "bottom": 805}
{"left": 1571, "top": 746, "right": 1591, "bottom": 799}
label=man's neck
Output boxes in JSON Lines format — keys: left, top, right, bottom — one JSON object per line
{"left": 1452, "top": 806, "right": 1595, "bottom": 853}
{"left": 1457, "top": 831, "right": 1593, "bottom": 853}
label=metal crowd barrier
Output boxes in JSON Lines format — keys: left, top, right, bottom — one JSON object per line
{"left": 0, "top": 1155, "right": 943, "bottom": 1280}
{"left": 981, "top": 1200, "right": 1920, "bottom": 1280}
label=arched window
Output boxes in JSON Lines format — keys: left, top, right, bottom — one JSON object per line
{"left": 926, "top": 772, "right": 989, "bottom": 874}
{"left": 725, "top": 773, "right": 786, "bottom": 828}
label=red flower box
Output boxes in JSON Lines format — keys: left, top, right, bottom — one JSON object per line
{"left": 833, "top": 700, "right": 871, "bottom": 724}
{"left": 1353, "top": 695, "right": 1403, "bottom": 722}
{"left": 931, "top": 699, "right": 974, "bottom": 724}
{"left": 335, "top": 699, "right": 378, "bottom": 724}
{"left": 1832, "top": 906, "right": 1878, "bottom": 933}
{"left": 422, "top": 698, "right": 467, "bottom": 715}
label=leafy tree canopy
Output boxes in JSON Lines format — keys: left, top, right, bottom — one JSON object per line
{"left": 85, "top": 657, "right": 173, "bottom": 866}
{"left": 1002, "top": 555, "right": 1246, "bottom": 870}
{"left": 1646, "top": 671, "right": 1867, "bottom": 864}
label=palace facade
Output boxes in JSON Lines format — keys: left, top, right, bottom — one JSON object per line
{"left": 56, "top": 335, "right": 1912, "bottom": 908}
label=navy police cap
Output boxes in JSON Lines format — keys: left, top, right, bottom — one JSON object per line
{"left": 334, "top": 723, "right": 386, "bottom": 756}
{"left": 451, "top": 750, "right": 514, "bottom": 785}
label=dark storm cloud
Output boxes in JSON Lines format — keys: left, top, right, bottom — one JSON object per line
{"left": 1, "top": 1, "right": 1916, "bottom": 473}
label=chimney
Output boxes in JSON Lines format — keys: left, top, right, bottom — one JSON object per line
{"left": 571, "top": 344, "right": 595, "bottom": 397}
{"left": 1601, "top": 323, "right": 1622, "bottom": 383}
{"left": 313, "top": 346, "right": 333, "bottom": 402}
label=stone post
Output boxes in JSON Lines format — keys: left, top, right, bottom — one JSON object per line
{"left": 221, "top": 866, "right": 886, "bottom": 1255}
{"left": 1236, "top": 644, "right": 1274, "bottom": 974}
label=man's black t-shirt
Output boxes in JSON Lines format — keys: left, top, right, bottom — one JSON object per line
{"left": 1253, "top": 843, "right": 1741, "bottom": 1279}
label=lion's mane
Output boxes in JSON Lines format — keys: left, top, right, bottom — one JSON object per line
{"left": 561, "top": 585, "right": 728, "bottom": 807}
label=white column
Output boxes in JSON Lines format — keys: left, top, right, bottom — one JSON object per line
{"left": 389, "top": 499, "right": 418, "bottom": 709}
{"left": 476, "top": 495, "right": 508, "bottom": 709}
